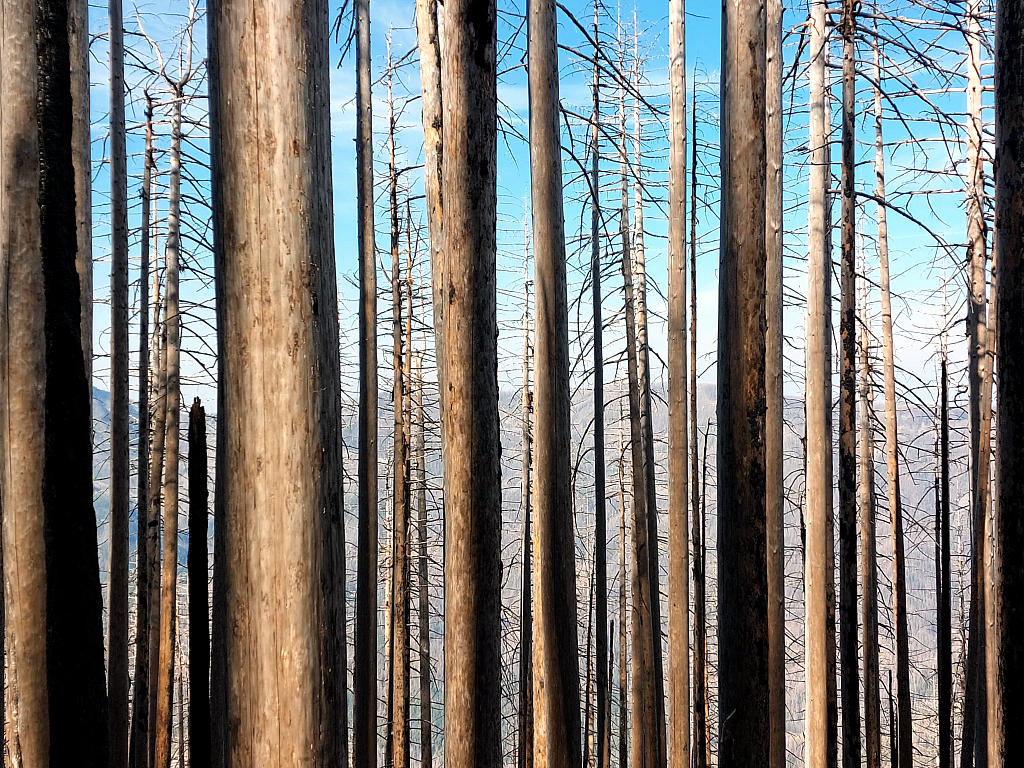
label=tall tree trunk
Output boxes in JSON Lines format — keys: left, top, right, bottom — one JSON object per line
{"left": 860, "top": 251, "right": 881, "bottom": 768}
{"left": 70, "top": 0, "right": 91, "bottom": 393}
{"left": 207, "top": 0, "right": 341, "bottom": 761}
{"left": 107, "top": 0, "right": 131, "bottom": 761}
{"left": 154, "top": 94, "right": 184, "bottom": 768}
{"left": 0, "top": 1, "right": 110, "bottom": 762}
{"left": 765, "top": 2, "right": 786, "bottom": 765}
{"left": 838, "top": 6, "right": 862, "bottom": 768}
{"left": 188, "top": 399, "right": 210, "bottom": 768}
{"left": 667, "top": 0, "right": 691, "bottom": 764}
{"left": 806, "top": 4, "right": 833, "bottom": 767}
{"left": 518, "top": 250, "right": 535, "bottom": 768}
{"left": 875, "top": 35, "right": 913, "bottom": 768}
{"left": 413, "top": 355, "right": 433, "bottom": 768}
{"left": 699, "top": 426, "right": 712, "bottom": 768}
{"left": 528, "top": 0, "right": 582, "bottom": 761}
{"left": 130, "top": 89, "right": 156, "bottom": 768}
{"left": 632, "top": 66, "right": 667, "bottom": 768}
{"left": 889, "top": 671, "right": 898, "bottom": 768}
{"left": 992, "top": 1, "right": 1024, "bottom": 759}
{"left": 962, "top": 3, "right": 991, "bottom": 765}
{"left": 353, "top": 0, "right": 379, "bottom": 760}
{"left": 618, "top": 433, "right": 629, "bottom": 768}
{"left": 388, "top": 54, "right": 411, "bottom": 768}
{"left": 717, "top": 2, "right": 768, "bottom": 766}
{"left": 583, "top": 572, "right": 596, "bottom": 768}
{"left": 436, "top": 0, "right": 503, "bottom": 763}
{"left": 590, "top": 10, "right": 610, "bottom": 766}
{"left": 939, "top": 358, "right": 952, "bottom": 768}
{"left": 689, "top": 77, "right": 707, "bottom": 768}
{"left": 619, "top": 51, "right": 659, "bottom": 768}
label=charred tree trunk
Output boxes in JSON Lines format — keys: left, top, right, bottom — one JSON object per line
{"left": 838, "top": 5, "right": 862, "bottom": 768}
{"left": 717, "top": 2, "right": 768, "bottom": 766}
{"left": 107, "top": 0, "right": 131, "bottom": 761}
{"left": 518, "top": 251, "right": 535, "bottom": 768}
{"left": 188, "top": 399, "right": 210, "bottom": 768}
{"left": 413, "top": 356, "right": 433, "bottom": 768}
{"left": 436, "top": 0, "right": 503, "bottom": 762}
{"left": 993, "top": 2, "right": 1024, "bottom": 759}
{"left": 939, "top": 359, "right": 952, "bottom": 768}
{"left": 0, "top": 1, "right": 110, "bottom": 763}
{"left": 618, "top": 436, "right": 629, "bottom": 768}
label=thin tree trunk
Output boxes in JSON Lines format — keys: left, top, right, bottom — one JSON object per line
{"left": 207, "top": 0, "right": 341, "bottom": 761}
{"left": 583, "top": 571, "right": 595, "bottom": 768}
{"left": 518, "top": 248, "right": 535, "bottom": 768}
{"left": 437, "top": 0, "right": 503, "bottom": 763}
{"left": 939, "top": 358, "right": 952, "bottom": 768}
{"left": 353, "top": 0, "right": 379, "bottom": 760}
{"left": 718, "top": 1, "right": 768, "bottom": 765}
{"left": 528, "top": 0, "right": 582, "bottom": 760}
{"left": 838, "top": 5, "right": 861, "bottom": 768}
{"left": 992, "top": 2, "right": 1024, "bottom": 758}
{"left": 700, "top": 426, "right": 712, "bottom": 768}
{"left": 155, "top": 94, "right": 185, "bottom": 768}
{"left": 619, "top": 49, "right": 659, "bottom": 768}
{"left": 864, "top": 46, "right": 885, "bottom": 768}
{"left": 962, "top": 3, "right": 991, "bottom": 765}
{"left": 388, "top": 52, "right": 411, "bottom": 768}
{"left": 590, "top": 10, "right": 610, "bottom": 766}
{"left": 107, "top": 0, "right": 131, "bottom": 761}
{"left": 667, "top": 0, "right": 691, "bottom": 763}
{"left": 875, "top": 35, "right": 913, "bottom": 766}
{"left": 0, "top": 1, "right": 110, "bottom": 762}
{"left": 413, "top": 355, "right": 433, "bottom": 768}
{"left": 188, "top": 400, "right": 210, "bottom": 768}
{"left": 806, "top": 3, "right": 833, "bottom": 766}
{"left": 765, "top": 1, "right": 786, "bottom": 765}
{"left": 889, "top": 671, "right": 898, "bottom": 768}
{"left": 689, "top": 76, "right": 707, "bottom": 768}
{"left": 130, "top": 90, "right": 156, "bottom": 768}
{"left": 618, "top": 433, "right": 629, "bottom": 768}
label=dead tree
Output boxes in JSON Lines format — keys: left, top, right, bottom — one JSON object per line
{"left": 717, "top": 1, "right": 768, "bottom": 766}
{"left": 413, "top": 353, "right": 433, "bottom": 768}
{"left": 938, "top": 357, "right": 952, "bottom": 768}
{"left": 0, "top": 0, "right": 110, "bottom": 763}
{"left": 528, "top": 0, "right": 582, "bottom": 760}
{"left": 207, "top": 0, "right": 341, "bottom": 761}
{"left": 188, "top": 399, "right": 210, "bottom": 768}
{"left": 107, "top": 0, "right": 131, "bottom": 761}
{"left": 667, "top": 1, "right": 691, "bottom": 765}
{"left": 436, "top": 0, "right": 503, "bottom": 762}
{"left": 70, "top": 0, "right": 91, "bottom": 389}
{"left": 518, "top": 247, "right": 535, "bottom": 768}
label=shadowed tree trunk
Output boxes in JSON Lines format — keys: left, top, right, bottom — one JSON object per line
{"left": 518, "top": 248, "right": 535, "bottom": 768}
{"left": 838, "top": 5, "right": 862, "bottom": 768}
{"left": 528, "top": 0, "right": 581, "bottom": 760}
{"left": 992, "top": 1, "right": 1024, "bottom": 759}
{"left": 938, "top": 357, "right": 952, "bottom": 768}
{"left": 207, "top": 0, "right": 341, "bottom": 762}
{"left": 717, "top": 1, "right": 768, "bottom": 766}
{"left": 107, "top": 0, "right": 130, "bottom": 761}
{"left": 0, "top": 1, "right": 110, "bottom": 763}
{"left": 188, "top": 399, "right": 210, "bottom": 768}
{"left": 413, "top": 355, "right": 433, "bottom": 768}
{"left": 436, "top": 0, "right": 503, "bottom": 763}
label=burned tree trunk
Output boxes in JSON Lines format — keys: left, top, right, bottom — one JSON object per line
{"left": 188, "top": 399, "right": 210, "bottom": 768}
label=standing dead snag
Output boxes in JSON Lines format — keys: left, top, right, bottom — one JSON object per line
{"left": 0, "top": 0, "right": 110, "bottom": 763}
{"left": 107, "top": 0, "right": 131, "bottom": 761}
{"left": 765, "top": 1, "right": 786, "bottom": 765}
{"left": 805, "top": 3, "right": 834, "bottom": 766}
{"left": 717, "top": 1, "right": 768, "bottom": 766}
{"left": 436, "top": 0, "right": 503, "bottom": 763}
{"left": 993, "top": 0, "right": 1024, "bottom": 760}
{"left": 188, "top": 399, "right": 210, "bottom": 768}
{"left": 938, "top": 358, "right": 952, "bottom": 768}
{"left": 667, "top": 0, "right": 691, "bottom": 765}
{"left": 413, "top": 355, "right": 433, "bottom": 768}
{"left": 207, "top": 0, "right": 341, "bottom": 761}
{"left": 353, "top": 0, "right": 380, "bottom": 761}
{"left": 528, "top": 0, "right": 582, "bottom": 761}
{"left": 519, "top": 244, "right": 535, "bottom": 768}
{"left": 838, "top": 4, "right": 861, "bottom": 768}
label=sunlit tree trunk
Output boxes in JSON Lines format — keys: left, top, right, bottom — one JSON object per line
{"left": 0, "top": 1, "right": 110, "bottom": 763}
{"left": 70, "top": 0, "right": 91, "bottom": 392}
{"left": 805, "top": 4, "right": 833, "bottom": 767}
{"left": 717, "top": 1, "right": 768, "bottom": 766}
{"left": 518, "top": 249, "right": 535, "bottom": 768}
{"left": 207, "top": 0, "right": 341, "bottom": 762}
{"left": 413, "top": 354, "right": 433, "bottom": 768}
{"left": 437, "top": 0, "right": 503, "bottom": 762}
{"left": 617, "top": 432, "right": 629, "bottom": 768}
